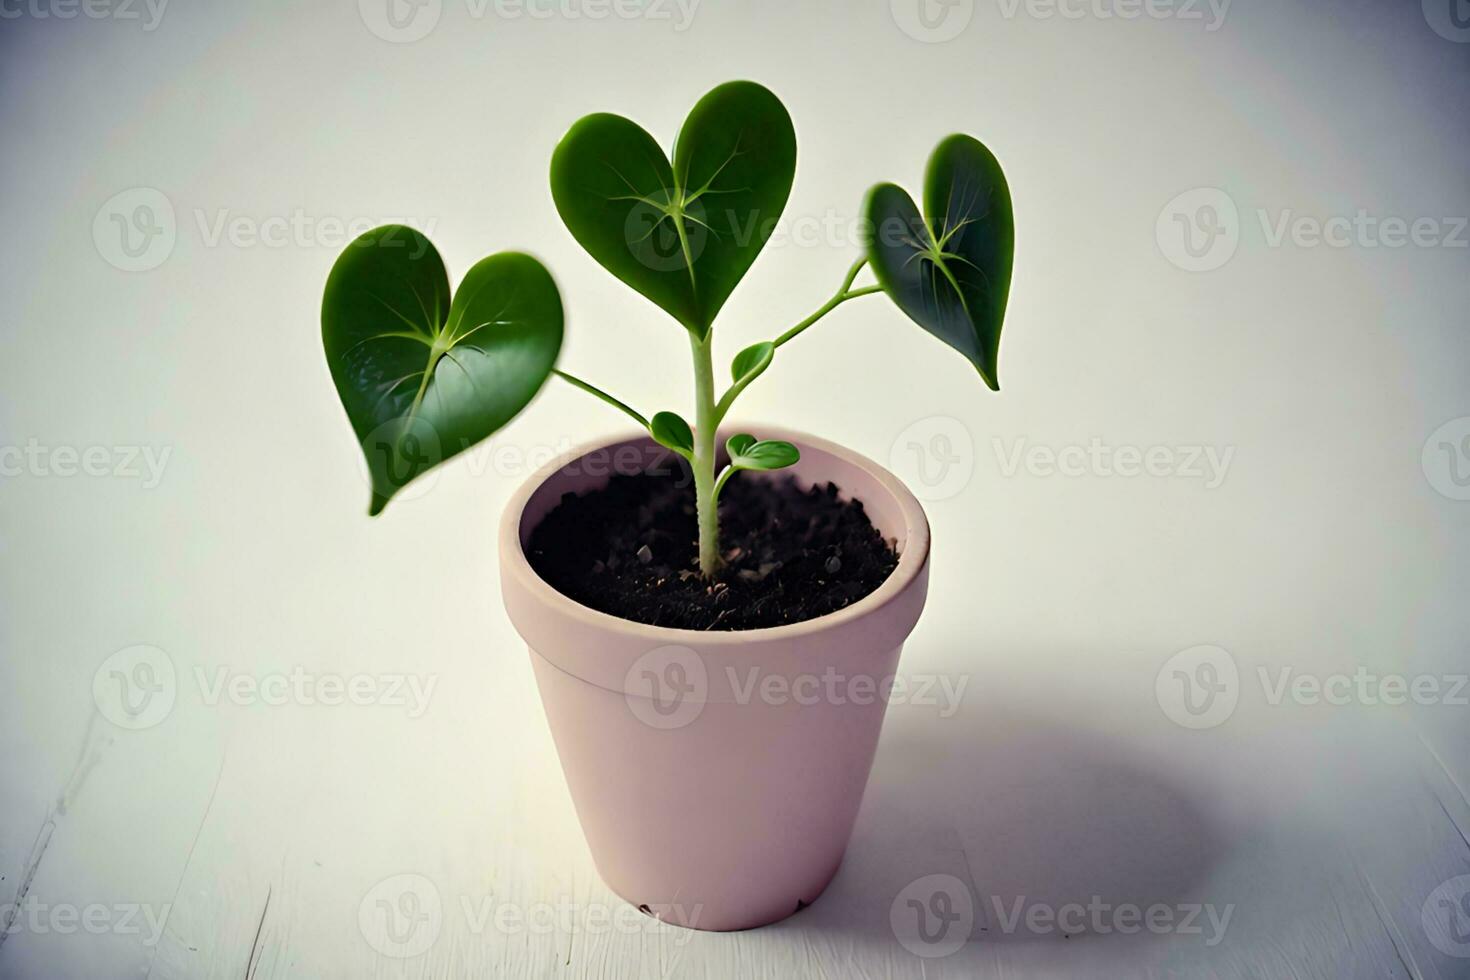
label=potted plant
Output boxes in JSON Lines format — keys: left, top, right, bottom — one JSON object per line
{"left": 321, "top": 80, "right": 1013, "bottom": 931}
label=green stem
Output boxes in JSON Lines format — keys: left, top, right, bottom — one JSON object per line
{"left": 710, "top": 257, "right": 883, "bottom": 427}
{"left": 773, "top": 257, "right": 881, "bottom": 349}
{"left": 689, "top": 332, "right": 722, "bottom": 577}
{"left": 554, "top": 369, "right": 649, "bottom": 429}
{"left": 772, "top": 274, "right": 881, "bottom": 350}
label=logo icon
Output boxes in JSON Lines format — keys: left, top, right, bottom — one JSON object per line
{"left": 1155, "top": 644, "right": 1239, "bottom": 729}
{"left": 1156, "top": 188, "right": 1240, "bottom": 272}
{"left": 890, "top": 0, "right": 974, "bottom": 42}
{"left": 891, "top": 874, "right": 974, "bottom": 957}
{"left": 93, "top": 645, "right": 177, "bottom": 730}
{"left": 356, "top": 416, "right": 444, "bottom": 504}
{"left": 93, "top": 188, "right": 176, "bottom": 272}
{"left": 359, "top": 873, "right": 442, "bottom": 958}
{"left": 889, "top": 416, "right": 974, "bottom": 501}
{"left": 624, "top": 645, "right": 707, "bottom": 730}
{"left": 1424, "top": 0, "right": 1470, "bottom": 42}
{"left": 623, "top": 194, "right": 710, "bottom": 273}
{"left": 1422, "top": 416, "right": 1470, "bottom": 501}
{"left": 359, "top": 0, "right": 442, "bottom": 42}
{"left": 1423, "top": 875, "right": 1470, "bottom": 957}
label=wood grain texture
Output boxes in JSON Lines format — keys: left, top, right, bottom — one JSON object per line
{"left": 4, "top": 642, "right": 1466, "bottom": 979}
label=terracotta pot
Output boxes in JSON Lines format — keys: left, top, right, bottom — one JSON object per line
{"left": 499, "top": 427, "right": 930, "bottom": 931}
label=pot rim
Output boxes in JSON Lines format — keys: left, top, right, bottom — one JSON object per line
{"left": 499, "top": 425, "right": 931, "bottom": 646}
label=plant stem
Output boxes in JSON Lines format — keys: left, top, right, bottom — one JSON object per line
{"left": 689, "top": 332, "right": 722, "bottom": 577}
{"left": 557, "top": 257, "right": 886, "bottom": 580}
{"left": 553, "top": 369, "right": 649, "bottom": 429}
{"left": 709, "top": 258, "right": 883, "bottom": 427}
{"left": 772, "top": 258, "right": 881, "bottom": 349}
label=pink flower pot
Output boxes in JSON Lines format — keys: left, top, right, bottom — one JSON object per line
{"left": 499, "top": 427, "right": 930, "bottom": 931}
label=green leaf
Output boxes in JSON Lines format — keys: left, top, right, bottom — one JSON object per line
{"left": 550, "top": 80, "right": 797, "bottom": 340}
{"left": 730, "top": 341, "right": 774, "bottom": 384}
{"left": 726, "top": 433, "right": 756, "bottom": 458}
{"left": 862, "top": 134, "right": 1013, "bottom": 390}
{"left": 728, "top": 435, "right": 799, "bottom": 471}
{"left": 650, "top": 411, "right": 695, "bottom": 457}
{"left": 322, "top": 225, "right": 563, "bottom": 515}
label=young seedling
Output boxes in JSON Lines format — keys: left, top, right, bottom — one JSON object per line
{"left": 322, "top": 80, "right": 1013, "bottom": 579}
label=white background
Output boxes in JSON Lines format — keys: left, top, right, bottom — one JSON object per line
{"left": 1, "top": 0, "right": 1468, "bottom": 976}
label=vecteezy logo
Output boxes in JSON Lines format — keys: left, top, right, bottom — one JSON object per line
{"left": 359, "top": 873, "right": 442, "bottom": 958}
{"left": 890, "top": 0, "right": 973, "bottom": 42}
{"left": 1155, "top": 644, "right": 1239, "bottom": 729}
{"left": 889, "top": 416, "right": 974, "bottom": 502}
{"left": 92, "top": 188, "right": 176, "bottom": 272}
{"left": 1156, "top": 188, "right": 1240, "bottom": 272}
{"left": 1423, "top": 875, "right": 1470, "bottom": 958}
{"left": 356, "top": 416, "right": 444, "bottom": 504}
{"left": 624, "top": 645, "right": 707, "bottom": 730}
{"left": 1422, "top": 416, "right": 1470, "bottom": 501}
{"left": 359, "top": 0, "right": 442, "bottom": 42}
{"left": 1424, "top": 0, "right": 1470, "bottom": 42}
{"left": 890, "top": 874, "right": 974, "bottom": 958}
{"left": 92, "top": 645, "right": 177, "bottom": 730}
{"left": 623, "top": 194, "right": 710, "bottom": 273}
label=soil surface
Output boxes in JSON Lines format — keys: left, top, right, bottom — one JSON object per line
{"left": 525, "top": 469, "right": 900, "bottom": 630}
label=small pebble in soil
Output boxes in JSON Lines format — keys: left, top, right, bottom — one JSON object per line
{"left": 525, "top": 469, "right": 900, "bottom": 630}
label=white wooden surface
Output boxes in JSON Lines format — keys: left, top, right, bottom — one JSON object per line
{"left": 3, "top": 1, "right": 1469, "bottom": 977}
{"left": 3, "top": 634, "right": 1469, "bottom": 978}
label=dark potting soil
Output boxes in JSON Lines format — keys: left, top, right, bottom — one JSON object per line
{"left": 525, "top": 469, "right": 900, "bottom": 630}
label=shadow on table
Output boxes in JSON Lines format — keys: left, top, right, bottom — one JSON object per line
{"left": 776, "top": 705, "right": 1230, "bottom": 948}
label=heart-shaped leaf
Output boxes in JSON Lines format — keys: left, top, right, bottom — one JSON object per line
{"left": 550, "top": 80, "right": 796, "bottom": 339}
{"left": 322, "top": 225, "right": 563, "bottom": 515}
{"left": 726, "top": 433, "right": 799, "bottom": 471}
{"left": 650, "top": 411, "right": 694, "bottom": 458}
{"left": 863, "top": 134, "right": 1013, "bottom": 390}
